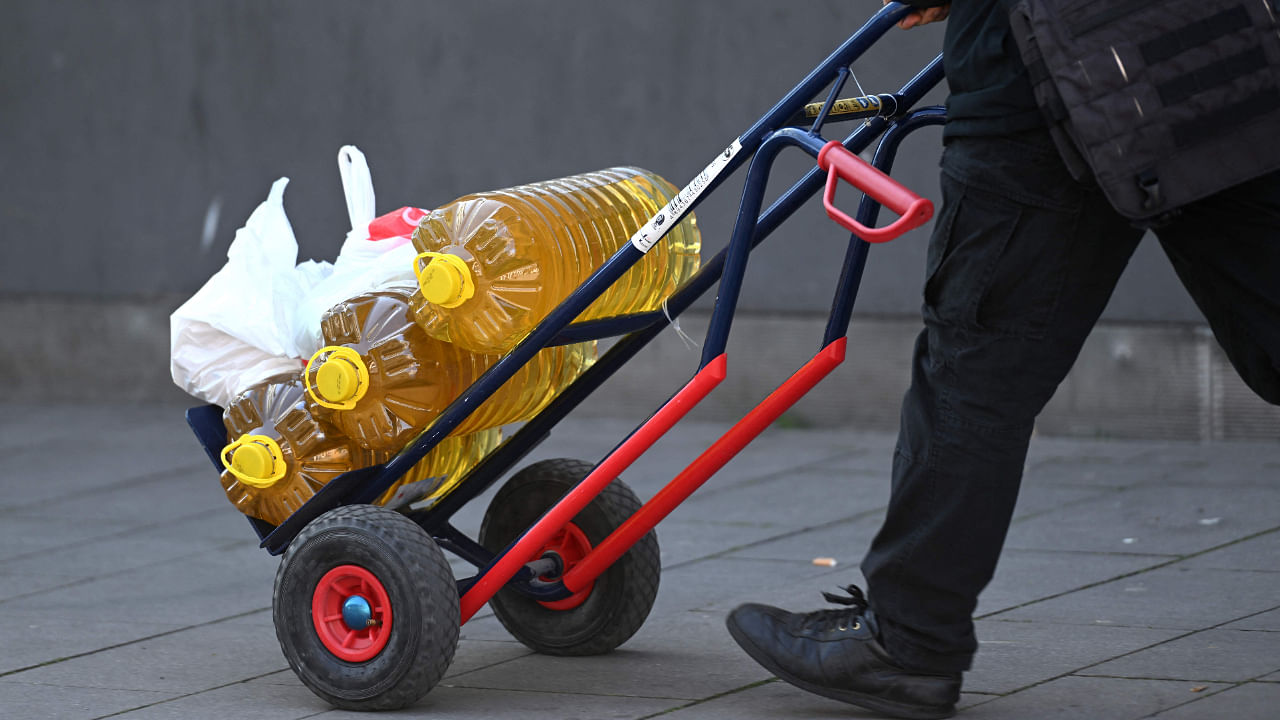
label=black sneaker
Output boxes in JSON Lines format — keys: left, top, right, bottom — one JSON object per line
{"left": 726, "top": 585, "right": 961, "bottom": 720}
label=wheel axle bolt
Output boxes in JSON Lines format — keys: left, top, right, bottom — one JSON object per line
{"left": 341, "top": 595, "right": 374, "bottom": 630}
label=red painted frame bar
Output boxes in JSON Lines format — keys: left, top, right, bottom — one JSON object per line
{"left": 561, "top": 336, "right": 848, "bottom": 593}
{"left": 458, "top": 354, "right": 728, "bottom": 624}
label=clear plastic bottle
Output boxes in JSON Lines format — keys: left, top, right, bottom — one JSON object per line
{"left": 305, "top": 285, "right": 595, "bottom": 448}
{"left": 370, "top": 426, "right": 502, "bottom": 508}
{"left": 219, "top": 372, "right": 375, "bottom": 526}
{"left": 220, "top": 373, "right": 503, "bottom": 525}
{"left": 408, "top": 166, "right": 701, "bottom": 354}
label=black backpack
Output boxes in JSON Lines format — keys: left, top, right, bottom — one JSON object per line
{"left": 1007, "top": 0, "right": 1280, "bottom": 225}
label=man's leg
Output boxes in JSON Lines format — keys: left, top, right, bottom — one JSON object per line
{"left": 862, "top": 130, "right": 1143, "bottom": 674}
{"left": 728, "top": 129, "right": 1142, "bottom": 717}
{"left": 1155, "top": 170, "right": 1280, "bottom": 406}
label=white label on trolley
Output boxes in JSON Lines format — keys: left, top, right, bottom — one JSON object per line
{"left": 630, "top": 138, "right": 743, "bottom": 253}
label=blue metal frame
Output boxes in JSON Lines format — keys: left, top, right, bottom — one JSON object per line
{"left": 185, "top": 3, "right": 948, "bottom": 567}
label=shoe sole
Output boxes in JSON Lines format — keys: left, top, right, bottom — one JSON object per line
{"left": 726, "top": 617, "right": 956, "bottom": 720}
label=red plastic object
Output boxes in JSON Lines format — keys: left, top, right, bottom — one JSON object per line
{"left": 364, "top": 206, "right": 428, "bottom": 246}
{"left": 562, "top": 337, "right": 847, "bottom": 593}
{"left": 536, "top": 522, "right": 595, "bottom": 611}
{"left": 311, "top": 564, "right": 392, "bottom": 662}
{"left": 458, "top": 354, "right": 728, "bottom": 624}
{"left": 817, "top": 140, "right": 933, "bottom": 243}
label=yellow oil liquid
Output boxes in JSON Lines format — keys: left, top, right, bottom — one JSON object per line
{"left": 371, "top": 426, "right": 502, "bottom": 507}
{"left": 409, "top": 166, "right": 701, "bottom": 354}
{"left": 220, "top": 372, "right": 374, "bottom": 526}
{"left": 309, "top": 285, "right": 595, "bottom": 449}
{"left": 221, "top": 373, "right": 503, "bottom": 525}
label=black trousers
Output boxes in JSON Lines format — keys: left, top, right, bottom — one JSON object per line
{"left": 860, "top": 128, "right": 1280, "bottom": 674}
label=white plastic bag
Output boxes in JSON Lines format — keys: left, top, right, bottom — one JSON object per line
{"left": 291, "top": 146, "right": 429, "bottom": 354}
{"left": 168, "top": 324, "right": 304, "bottom": 409}
{"left": 172, "top": 146, "right": 428, "bottom": 406}
{"left": 171, "top": 177, "right": 327, "bottom": 406}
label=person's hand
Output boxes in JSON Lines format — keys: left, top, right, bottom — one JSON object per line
{"left": 884, "top": 1, "right": 951, "bottom": 29}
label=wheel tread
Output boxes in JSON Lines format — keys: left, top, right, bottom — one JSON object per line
{"left": 274, "top": 504, "right": 459, "bottom": 711}
{"left": 479, "top": 458, "right": 660, "bottom": 656}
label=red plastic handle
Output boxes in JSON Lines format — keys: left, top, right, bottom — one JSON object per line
{"left": 816, "top": 140, "right": 933, "bottom": 243}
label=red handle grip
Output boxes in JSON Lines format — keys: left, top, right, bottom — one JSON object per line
{"left": 816, "top": 140, "right": 933, "bottom": 243}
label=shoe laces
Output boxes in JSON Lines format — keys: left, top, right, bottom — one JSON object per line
{"left": 798, "top": 584, "right": 868, "bottom": 634}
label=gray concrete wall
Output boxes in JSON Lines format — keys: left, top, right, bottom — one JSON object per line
{"left": 4, "top": 1, "right": 1274, "bottom": 439}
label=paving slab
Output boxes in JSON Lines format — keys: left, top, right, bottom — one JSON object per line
{"left": 965, "top": 620, "right": 1180, "bottom": 695}
{"left": 650, "top": 468, "right": 890, "bottom": 567}
{"left": 1019, "top": 457, "right": 1164, "bottom": 491}
{"left": 1026, "top": 434, "right": 1173, "bottom": 462}
{"left": 444, "top": 638, "right": 533, "bottom": 679}
{"left": 991, "top": 565, "right": 1280, "bottom": 630}
{"left": 0, "top": 543, "right": 276, "bottom": 626}
{"left": 653, "top": 679, "right": 998, "bottom": 719}
{"left": 1003, "top": 484, "right": 1280, "bottom": 555}
{"left": 1148, "top": 681, "right": 1280, "bottom": 719}
{"left": 653, "top": 516, "right": 830, "bottom": 568}
{"left": 9, "top": 462, "right": 226, "bottom": 524}
{"left": 1224, "top": 607, "right": 1280, "bottom": 632}
{"left": 447, "top": 644, "right": 759, "bottom": 702}
{"left": 1146, "top": 443, "right": 1280, "bottom": 487}
{"left": 217, "top": 607, "right": 275, "bottom": 630}
{"left": 0, "top": 571, "right": 88, "bottom": 604}
{"left": 0, "top": 404, "right": 183, "bottom": 448}
{"left": 720, "top": 510, "right": 886, "bottom": 566}
{"left": 317, "top": 685, "right": 683, "bottom": 720}
{"left": 1178, "top": 529, "right": 1280, "bottom": 572}
{"left": 0, "top": 519, "right": 244, "bottom": 583}
{"left": 84, "top": 680, "right": 326, "bottom": 720}
{"left": 0, "top": 421, "right": 202, "bottom": 511}
{"left": 454, "top": 604, "right": 792, "bottom": 700}
{"left": 800, "top": 443, "right": 897, "bottom": 478}
{"left": 168, "top": 508, "right": 277, "bottom": 544}
{"left": 0, "top": 681, "right": 172, "bottom": 720}
{"left": 1081, "top": 628, "right": 1280, "bottom": 683}
{"left": 2, "top": 403, "right": 1279, "bottom": 720}
{"left": 630, "top": 679, "right": 820, "bottom": 720}
{"left": 453, "top": 612, "right": 522, "bottom": 644}
{"left": 1005, "top": 483, "right": 1113, "bottom": 521}
{"left": 0, "top": 511, "right": 140, "bottom": 558}
{"left": 976, "top": 549, "right": 1169, "bottom": 617}
{"left": 673, "top": 463, "right": 890, "bottom": 527}
{"left": 3, "top": 621, "right": 286, "bottom": 693}
{"left": 0, "top": 612, "right": 188, "bottom": 675}
{"left": 963, "top": 676, "right": 1229, "bottom": 719}
{"left": 650, "top": 555, "right": 850, "bottom": 615}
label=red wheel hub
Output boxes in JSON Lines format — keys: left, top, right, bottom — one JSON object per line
{"left": 311, "top": 564, "right": 392, "bottom": 662}
{"left": 537, "top": 522, "right": 595, "bottom": 611}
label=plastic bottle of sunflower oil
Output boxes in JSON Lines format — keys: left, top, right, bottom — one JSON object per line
{"left": 219, "top": 372, "right": 375, "bottom": 526}
{"left": 408, "top": 166, "right": 701, "bottom": 354}
{"left": 370, "top": 426, "right": 503, "bottom": 508}
{"left": 305, "top": 285, "right": 595, "bottom": 448}
{"left": 221, "top": 373, "right": 504, "bottom": 524}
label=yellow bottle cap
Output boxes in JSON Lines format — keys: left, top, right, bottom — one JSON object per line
{"left": 415, "top": 251, "right": 475, "bottom": 308}
{"left": 316, "top": 357, "right": 360, "bottom": 403}
{"left": 305, "top": 346, "right": 370, "bottom": 410}
{"left": 221, "top": 435, "right": 286, "bottom": 488}
{"left": 233, "top": 442, "right": 273, "bottom": 479}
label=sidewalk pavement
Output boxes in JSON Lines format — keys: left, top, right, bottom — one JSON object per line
{"left": 1, "top": 402, "right": 1277, "bottom": 719}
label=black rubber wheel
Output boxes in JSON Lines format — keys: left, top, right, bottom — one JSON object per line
{"left": 273, "top": 505, "right": 459, "bottom": 711}
{"left": 478, "top": 458, "right": 660, "bottom": 655}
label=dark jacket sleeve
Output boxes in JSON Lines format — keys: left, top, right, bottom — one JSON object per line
{"left": 900, "top": 0, "right": 950, "bottom": 7}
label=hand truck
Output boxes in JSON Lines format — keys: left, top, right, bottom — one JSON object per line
{"left": 186, "top": 3, "right": 945, "bottom": 710}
